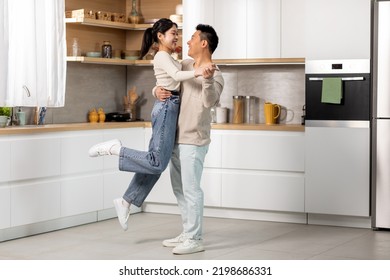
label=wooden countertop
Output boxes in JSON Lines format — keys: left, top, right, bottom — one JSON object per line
{"left": 0, "top": 122, "right": 304, "bottom": 135}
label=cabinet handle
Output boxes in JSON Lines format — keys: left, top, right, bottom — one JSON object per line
{"left": 23, "top": 85, "right": 31, "bottom": 97}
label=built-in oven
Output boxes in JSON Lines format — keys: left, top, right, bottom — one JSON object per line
{"left": 304, "top": 59, "right": 371, "bottom": 219}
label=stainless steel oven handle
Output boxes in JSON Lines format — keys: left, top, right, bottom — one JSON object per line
{"left": 305, "top": 120, "right": 370, "bottom": 128}
{"left": 308, "top": 77, "right": 365, "bottom": 81}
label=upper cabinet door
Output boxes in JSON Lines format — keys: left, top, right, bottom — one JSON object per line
{"left": 1, "top": 0, "right": 66, "bottom": 107}
{"left": 213, "top": 0, "right": 247, "bottom": 59}
{"left": 183, "top": 0, "right": 282, "bottom": 60}
{"left": 305, "top": 0, "right": 371, "bottom": 60}
{"left": 281, "top": 0, "right": 306, "bottom": 58}
{"left": 247, "top": 0, "right": 281, "bottom": 59}
{"left": 182, "top": 0, "right": 215, "bottom": 59}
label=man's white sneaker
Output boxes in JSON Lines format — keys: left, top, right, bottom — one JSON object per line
{"left": 89, "top": 139, "right": 121, "bottom": 157}
{"left": 172, "top": 239, "right": 205, "bottom": 255}
{"left": 162, "top": 233, "right": 188, "bottom": 247}
{"left": 113, "top": 198, "right": 130, "bottom": 231}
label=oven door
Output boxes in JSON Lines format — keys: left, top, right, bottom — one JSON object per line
{"left": 305, "top": 73, "right": 371, "bottom": 121}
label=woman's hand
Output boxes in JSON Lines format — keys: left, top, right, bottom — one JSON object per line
{"left": 155, "top": 87, "right": 172, "bottom": 101}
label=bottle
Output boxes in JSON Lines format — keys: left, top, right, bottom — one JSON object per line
{"left": 102, "top": 41, "right": 112, "bottom": 58}
{"left": 233, "top": 96, "right": 244, "bottom": 124}
{"left": 72, "top": 38, "right": 80, "bottom": 56}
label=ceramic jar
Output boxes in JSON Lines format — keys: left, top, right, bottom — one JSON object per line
{"left": 98, "top": 108, "right": 106, "bottom": 123}
{"left": 89, "top": 109, "right": 99, "bottom": 123}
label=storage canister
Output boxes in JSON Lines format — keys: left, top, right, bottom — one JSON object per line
{"left": 233, "top": 95, "right": 244, "bottom": 124}
{"left": 244, "top": 95, "right": 256, "bottom": 123}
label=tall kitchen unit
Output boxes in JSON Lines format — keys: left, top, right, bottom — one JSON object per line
{"left": 372, "top": 0, "right": 390, "bottom": 229}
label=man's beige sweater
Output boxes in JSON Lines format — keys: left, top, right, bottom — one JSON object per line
{"left": 176, "top": 59, "right": 224, "bottom": 146}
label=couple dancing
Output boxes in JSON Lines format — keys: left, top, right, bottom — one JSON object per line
{"left": 89, "top": 18, "right": 224, "bottom": 255}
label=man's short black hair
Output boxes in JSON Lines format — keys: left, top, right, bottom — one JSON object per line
{"left": 196, "top": 24, "right": 219, "bottom": 54}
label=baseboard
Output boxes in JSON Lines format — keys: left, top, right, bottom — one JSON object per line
{"left": 0, "top": 206, "right": 142, "bottom": 243}
{"left": 307, "top": 213, "right": 372, "bottom": 228}
{"left": 142, "top": 203, "right": 307, "bottom": 224}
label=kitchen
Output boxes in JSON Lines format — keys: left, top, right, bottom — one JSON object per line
{"left": 0, "top": 0, "right": 390, "bottom": 265}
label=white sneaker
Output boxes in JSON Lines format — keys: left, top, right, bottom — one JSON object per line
{"left": 113, "top": 198, "right": 130, "bottom": 231}
{"left": 162, "top": 233, "right": 188, "bottom": 247}
{"left": 172, "top": 239, "right": 205, "bottom": 255}
{"left": 89, "top": 139, "right": 121, "bottom": 157}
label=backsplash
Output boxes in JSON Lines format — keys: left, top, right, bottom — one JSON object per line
{"left": 19, "top": 63, "right": 304, "bottom": 125}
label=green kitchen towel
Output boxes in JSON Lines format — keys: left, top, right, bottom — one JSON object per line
{"left": 321, "top": 78, "right": 343, "bottom": 104}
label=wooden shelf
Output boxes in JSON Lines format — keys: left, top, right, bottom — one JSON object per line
{"left": 65, "top": 17, "right": 182, "bottom": 31}
{"left": 67, "top": 56, "right": 152, "bottom": 66}
{"left": 67, "top": 56, "right": 304, "bottom": 66}
{"left": 213, "top": 58, "right": 305, "bottom": 65}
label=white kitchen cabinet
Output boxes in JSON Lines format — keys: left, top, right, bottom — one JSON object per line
{"left": 10, "top": 135, "right": 61, "bottom": 181}
{"left": 202, "top": 169, "right": 222, "bottom": 207}
{"left": 281, "top": 0, "right": 306, "bottom": 58}
{"left": 61, "top": 131, "right": 103, "bottom": 175}
{"left": 305, "top": 0, "right": 371, "bottom": 60}
{"left": 144, "top": 128, "right": 223, "bottom": 206}
{"left": 145, "top": 129, "right": 304, "bottom": 213}
{"left": 182, "top": 0, "right": 215, "bottom": 59}
{"left": 0, "top": 126, "right": 146, "bottom": 239}
{"left": 102, "top": 127, "right": 145, "bottom": 170}
{"left": 0, "top": 138, "right": 11, "bottom": 182}
{"left": 183, "top": 0, "right": 281, "bottom": 59}
{"left": 11, "top": 181, "right": 61, "bottom": 227}
{"left": 103, "top": 171, "right": 135, "bottom": 208}
{"left": 246, "top": 0, "right": 281, "bottom": 59}
{"left": 145, "top": 159, "right": 222, "bottom": 207}
{"left": 305, "top": 126, "right": 370, "bottom": 217}
{"left": 222, "top": 170, "right": 304, "bottom": 212}
{"left": 221, "top": 130, "right": 304, "bottom": 172}
{"left": 145, "top": 170, "right": 177, "bottom": 204}
{"left": 2, "top": 1, "right": 66, "bottom": 107}
{"left": 0, "top": 186, "right": 10, "bottom": 229}
{"left": 61, "top": 175, "right": 104, "bottom": 217}
{"left": 213, "top": 0, "right": 247, "bottom": 59}
{"left": 218, "top": 130, "right": 305, "bottom": 212}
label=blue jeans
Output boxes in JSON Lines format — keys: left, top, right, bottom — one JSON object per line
{"left": 170, "top": 143, "right": 209, "bottom": 240}
{"left": 120, "top": 95, "right": 180, "bottom": 207}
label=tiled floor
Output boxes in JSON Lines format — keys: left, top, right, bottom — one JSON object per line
{"left": 1, "top": 212, "right": 390, "bottom": 260}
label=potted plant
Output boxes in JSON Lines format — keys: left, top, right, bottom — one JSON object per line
{"left": 0, "top": 107, "right": 11, "bottom": 128}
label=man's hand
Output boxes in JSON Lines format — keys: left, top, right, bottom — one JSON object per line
{"left": 203, "top": 64, "right": 217, "bottom": 79}
{"left": 155, "top": 87, "right": 172, "bottom": 101}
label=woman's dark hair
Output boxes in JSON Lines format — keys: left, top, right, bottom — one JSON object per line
{"left": 139, "top": 18, "right": 178, "bottom": 59}
{"left": 196, "top": 24, "right": 219, "bottom": 54}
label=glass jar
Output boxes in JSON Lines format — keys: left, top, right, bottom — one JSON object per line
{"left": 102, "top": 41, "right": 112, "bottom": 58}
{"left": 233, "top": 95, "right": 244, "bottom": 124}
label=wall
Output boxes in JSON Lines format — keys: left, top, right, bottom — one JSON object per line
{"left": 18, "top": 63, "right": 304, "bottom": 125}
{"left": 125, "top": 64, "right": 305, "bottom": 124}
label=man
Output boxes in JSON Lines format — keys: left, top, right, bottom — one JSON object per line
{"left": 156, "top": 24, "right": 224, "bottom": 255}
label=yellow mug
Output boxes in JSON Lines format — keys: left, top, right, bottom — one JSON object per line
{"left": 264, "top": 102, "right": 281, "bottom": 125}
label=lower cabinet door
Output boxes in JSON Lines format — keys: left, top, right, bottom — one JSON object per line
{"left": 61, "top": 175, "right": 104, "bottom": 217}
{"left": 11, "top": 181, "right": 61, "bottom": 227}
{"left": 221, "top": 170, "right": 304, "bottom": 212}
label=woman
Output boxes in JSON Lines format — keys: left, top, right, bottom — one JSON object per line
{"left": 88, "top": 18, "right": 214, "bottom": 231}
